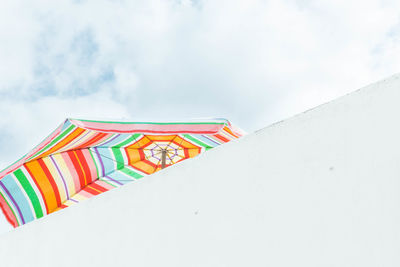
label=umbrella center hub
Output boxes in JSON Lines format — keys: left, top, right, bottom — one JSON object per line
{"left": 161, "top": 149, "right": 168, "bottom": 169}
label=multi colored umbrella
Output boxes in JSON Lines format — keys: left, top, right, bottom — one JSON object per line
{"left": 0, "top": 118, "right": 244, "bottom": 228}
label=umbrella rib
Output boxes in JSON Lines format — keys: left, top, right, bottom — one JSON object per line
{"left": 121, "top": 133, "right": 156, "bottom": 150}
{"left": 91, "top": 147, "right": 165, "bottom": 168}
{"left": 90, "top": 134, "right": 195, "bottom": 177}
{"left": 165, "top": 151, "right": 173, "bottom": 164}
{"left": 124, "top": 147, "right": 163, "bottom": 160}
{"left": 165, "top": 134, "right": 180, "bottom": 148}
{"left": 143, "top": 135, "right": 164, "bottom": 150}
{"left": 130, "top": 133, "right": 144, "bottom": 149}
{"left": 90, "top": 148, "right": 163, "bottom": 180}
{"left": 158, "top": 134, "right": 178, "bottom": 166}
{"left": 153, "top": 157, "right": 162, "bottom": 173}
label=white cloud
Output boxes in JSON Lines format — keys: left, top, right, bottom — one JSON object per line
{"left": 1, "top": 0, "right": 400, "bottom": 232}
{"left": 113, "top": 66, "right": 140, "bottom": 99}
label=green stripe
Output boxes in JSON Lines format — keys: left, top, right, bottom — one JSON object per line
{"left": 0, "top": 190, "right": 20, "bottom": 226}
{"left": 111, "top": 134, "right": 142, "bottom": 170}
{"left": 116, "top": 134, "right": 142, "bottom": 147}
{"left": 120, "top": 168, "right": 143, "bottom": 179}
{"left": 98, "top": 179, "right": 117, "bottom": 188}
{"left": 71, "top": 118, "right": 225, "bottom": 125}
{"left": 28, "top": 124, "right": 76, "bottom": 160}
{"left": 111, "top": 148, "right": 125, "bottom": 170}
{"left": 14, "top": 169, "right": 44, "bottom": 219}
{"left": 183, "top": 134, "right": 212, "bottom": 150}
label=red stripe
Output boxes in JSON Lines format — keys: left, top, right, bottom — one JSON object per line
{"left": 176, "top": 157, "right": 185, "bottom": 164}
{"left": 68, "top": 151, "right": 86, "bottom": 188}
{"left": 75, "top": 150, "right": 93, "bottom": 184}
{"left": 139, "top": 148, "right": 146, "bottom": 160}
{"left": 37, "top": 159, "right": 62, "bottom": 207}
{"left": 89, "top": 183, "right": 108, "bottom": 193}
{"left": 25, "top": 163, "right": 50, "bottom": 214}
{"left": 183, "top": 148, "right": 189, "bottom": 158}
{"left": 80, "top": 127, "right": 220, "bottom": 134}
{"left": 141, "top": 159, "right": 157, "bottom": 169}
{"left": 75, "top": 133, "right": 109, "bottom": 150}
{"left": 0, "top": 196, "right": 18, "bottom": 228}
{"left": 82, "top": 186, "right": 100, "bottom": 196}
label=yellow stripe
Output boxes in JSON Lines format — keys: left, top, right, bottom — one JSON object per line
{"left": 87, "top": 185, "right": 103, "bottom": 194}
{"left": 52, "top": 154, "right": 78, "bottom": 196}
{"left": 61, "top": 131, "right": 98, "bottom": 152}
{"left": 42, "top": 157, "right": 67, "bottom": 203}
{"left": 71, "top": 194, "right": 88, "bottom": 202}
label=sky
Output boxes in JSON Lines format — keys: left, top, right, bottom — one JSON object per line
{"left": 1, "top": 0, "right": 400, "bottom": 232}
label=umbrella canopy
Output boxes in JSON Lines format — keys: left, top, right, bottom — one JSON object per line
{"left": 0, "top": 118, "right": 244, "bottom": 227}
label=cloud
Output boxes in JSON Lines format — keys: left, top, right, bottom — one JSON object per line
{"left": 1, "top": 0, "right": 400, "bottom": 166}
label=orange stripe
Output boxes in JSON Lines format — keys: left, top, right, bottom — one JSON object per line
{"left": 25, "top": 161, "right": 58, "bottom": 213}
{"left": 223, "top": 126, "right": 239, "bottom": 138}
{"left": 37, "top": 159, "right": 62, "bottom": 207}
{"left": 131, "top": 161, "right": 156, "bottom": 175}
{"left": 214, "top": 134, "right": 230, "bottom": 143}
{"left": 34, "top": 128, "right": 86, "bottom": 160}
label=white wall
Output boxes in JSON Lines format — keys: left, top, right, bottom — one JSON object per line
{"left": 1, "top": 74, "right": 400, "bottom": 266}
{"left": 0, "top": 212, "right": 11, "bottom": 233}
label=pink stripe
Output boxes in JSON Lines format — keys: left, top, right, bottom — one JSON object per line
{"left": 61, "top": 153, "right": 81, "bottom": 193}
{"left": 94, "top": 180, "right": 116, "bottom": 190}
{"left": 70, "top": 120, "right": 225, "bottom": 134}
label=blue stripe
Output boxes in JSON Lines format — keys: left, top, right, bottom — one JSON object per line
{"left": 106, "top": 169, "right": 137, "bottom": 184}
{"left": 1, "top": 174, "right": 34, "bottom": 223}
{"left": 191, "top": 134, "right": 220, "bottom": 147}
{"left": 91, "top": 147, "right": 118, "bottom": 176}
{"left": 61, "top": 119, "right": 73, "bottom": 131}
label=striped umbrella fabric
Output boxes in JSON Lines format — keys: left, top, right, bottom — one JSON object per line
{"left": 0, "top": 118, "right": 244, "bottom": 227}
